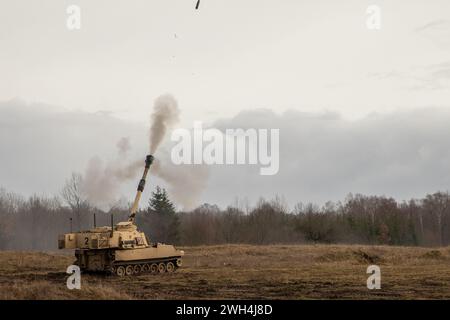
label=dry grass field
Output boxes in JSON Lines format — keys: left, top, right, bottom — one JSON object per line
{"left": 0, "top": 244, "right": 449, "bottom": 300}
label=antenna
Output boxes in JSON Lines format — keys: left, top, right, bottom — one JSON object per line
{"left": 110, "top": 214, "right": 114, "bottom": 237}
{"left": 69, "top": 217, "right": 73, "bottom": 233}
{"left": 93, "top": 213, "right": 97, "bottom": 228}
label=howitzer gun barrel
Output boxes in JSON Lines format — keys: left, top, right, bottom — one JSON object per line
{"left": 128, "top": 154, "right": 154, "bottom": 223}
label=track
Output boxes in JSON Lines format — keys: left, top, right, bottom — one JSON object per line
{"left": 109, "top": 257, "right": 182, "bottom": 276}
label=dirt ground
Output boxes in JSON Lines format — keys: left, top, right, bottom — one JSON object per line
{"left": 0, "top": 244, "right": 449, "bottom": 299}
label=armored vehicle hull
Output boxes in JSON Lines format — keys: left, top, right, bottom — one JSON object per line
{"left": 58, "top": 154, "right": 185, "bottom": 277}
{"left": 75, "top": 244, "right": 184, "bottom": 276}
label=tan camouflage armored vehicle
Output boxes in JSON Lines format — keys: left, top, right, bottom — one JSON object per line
{"left": 58, "top": 155, "right": 184, "bottom": 276}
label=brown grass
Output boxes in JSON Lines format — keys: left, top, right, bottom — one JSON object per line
{"left": 0, "top": 245, "right": 449, "bottom": 299}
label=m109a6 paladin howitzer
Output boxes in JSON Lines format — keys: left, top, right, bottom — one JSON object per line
{"left": 58, "top": 155, "right": 184, "bottom": 276}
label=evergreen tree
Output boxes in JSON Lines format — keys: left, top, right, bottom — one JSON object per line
{"left": 148, "top": 186, "right": 176, "bottom": 216}
{"left": 144, "top": 186, "right": 180, "bottom": 244}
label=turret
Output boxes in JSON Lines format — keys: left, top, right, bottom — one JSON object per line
{"left": 128, "top": 154, "right": 154, "bottom": 223}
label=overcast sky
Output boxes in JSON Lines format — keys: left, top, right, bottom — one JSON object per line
{"left": 1, "top": 1, "right": 450, "bottom": 209}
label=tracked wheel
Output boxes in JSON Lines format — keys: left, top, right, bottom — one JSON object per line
{"left": 176, "top": 258, "right": 182, "bottom": 267}
{"left": 150, "top": 263, "right": 158, "bottom": 274}
{"left": 143, "top": 264, "right": 150, "bottom": 273}
{"left": 166, "top": 262, "right": 175, "bottom": 273}
{"left": 116, "top": 266, "right": 125, "bottom": 277}
{"left": 158, "top": 262, "right": 166, "bottom": 273}
{"left": 125, "top": 265, "right": 134, "bottom": 276}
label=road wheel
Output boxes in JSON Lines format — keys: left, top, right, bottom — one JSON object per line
{"left": 158, "top": 262, "right": 166, "bottom": 273}
{"left": 150, "top": 263, "right": 158, "bottom": 274}
{"left": 133, "top": 265, "right": 141, "bottom": 274}
{"left": 143, "top": 264, "right": 150, "bottom": 272}
{"left": 125, "top": 265, "right": 133, "bottom": 276}
{"left": 176, "top": 258, "right": 182, "bottom": 267}
{"left": 116, "top": 266, "right": 125, "bottom": 277}
{"left": 110, "top": 266, "right": 116, "bottom": 275}
{"left": 166, "top": 262, "right": 175, "bottom": 273}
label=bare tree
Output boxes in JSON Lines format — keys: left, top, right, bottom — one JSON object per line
{"left": 220, "top": 206, "right": 244, "bottom": 243}
{"left": 61, "top": 172, "right": 90, "bottom": 230}
{"left": 423, "top": 192, "right": 450, "bottom": 246}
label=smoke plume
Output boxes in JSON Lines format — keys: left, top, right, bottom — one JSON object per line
{"left": 146, "top": 94, "right": 209, "bottom": 210}
{"left": 149, "top": 94, "right": 180, "bottom": 154}
{"left": 151, "top": 152, "right": 210, "bottom": 210}
{"left": 81, "top": 140, "right": 139, "bottom": 208}
{"left": 79, "top": 93, "right": 208, "bottom": 211}
{"left": 116, "top": 137, "right": 131, "bottom": 158}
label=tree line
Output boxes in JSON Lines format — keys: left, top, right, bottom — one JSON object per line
{"left": 0, "top": 182, "right": 449, "bottom": 250}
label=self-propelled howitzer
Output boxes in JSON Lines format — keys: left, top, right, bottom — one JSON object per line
{"left": 58, "top": 155, "right": 184, "bottom": 276}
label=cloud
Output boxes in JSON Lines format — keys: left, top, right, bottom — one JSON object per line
{"left": 202, "top": 107, "right": 450, "bottom": 207}
{"left": 414, "top": 19, "right": 450, "bottom": 48}
{"left": 428, "top": 61, "right": 450, "bottom": 80}
{"left": 0, "top": 98, "right": 148, "bottom": 200}
{"left": 414, "top": 20, "right": 450, "bottom": 33}
{"left": 2, "top": 99, "right": 450, "bottom": 210}
{"left": 0, "top": 98, "right": 208, "bottom": 210}
{"left": 367, "top": 60, "right": 450, "bottom": 91}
